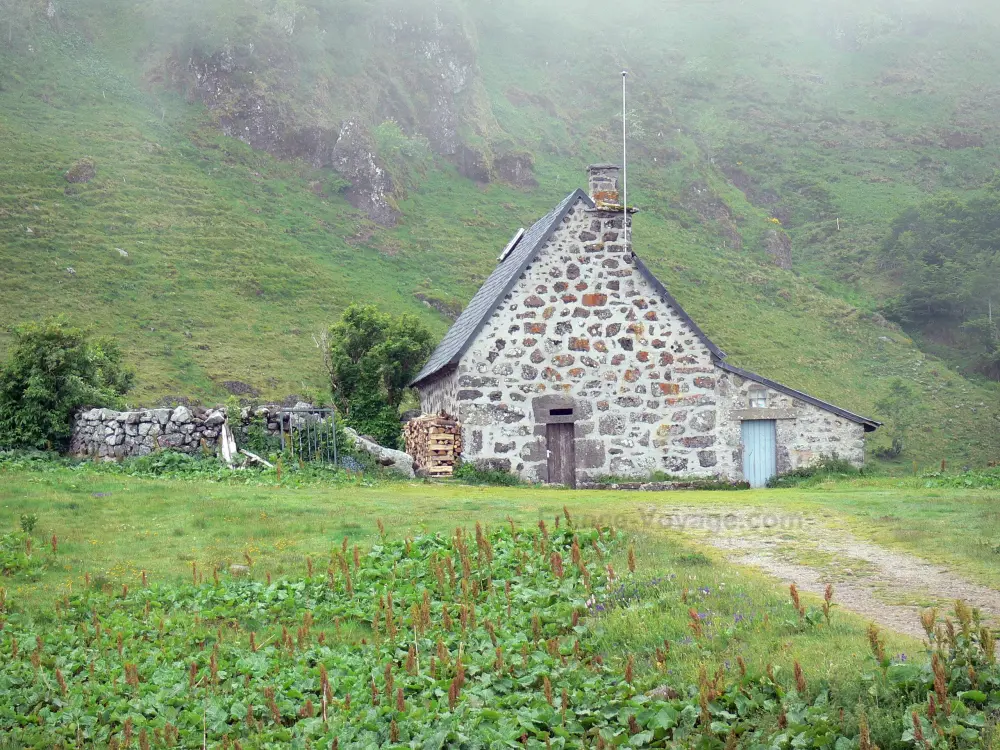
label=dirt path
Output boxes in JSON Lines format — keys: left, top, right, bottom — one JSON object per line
{"left": 640, "top": 505, "right": 1000, "bottom": 640}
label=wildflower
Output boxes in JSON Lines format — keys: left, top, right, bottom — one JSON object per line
{"left": 931, "top": 652, "right": 950, "bottom": 714}
{"left": 955, "top": 600, "right": 973, "bottom": 635}
{"left": 688, "top": 608, "right": 703, "bottom": 638}
{"left": 867, "top": 623, "right": 886, "bottom": 663}
{"left": 551, "top": 552, "right": 564, "bottom": 578}
{"left": 911, "top": 712, "right": 930, "bottom": 749}
{"left": 794, "top": 661, "right": 807, "bottom": 695}
{"left": 789, "top": 584, "right": 804, "bottom": 618}
{"left": 858, "top": 713, "right": 872, "bottom": 750}
{"left": 55, "top": 668, "right": 68, "bottom": 696}
{"left": 384, "top": 663, "right": 394, "bottom": 700}
{"left": 920, "top": 608, "right": 937, "bottom": 639}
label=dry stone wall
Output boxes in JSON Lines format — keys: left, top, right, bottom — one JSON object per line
{"left": 70, "top": 406, "right": 227, "bottom": 459}
{"left": 451, "top": 198, "right": 721, "bottom": 483}
{"left": 69, "top": 402, "right": 322, "bottom": 460}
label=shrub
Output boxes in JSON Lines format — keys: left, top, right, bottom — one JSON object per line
{"left": 452, "top": 460, "right": 524, "bottom": 486}
{"left": 767, "top": 455, "right": 860, "bottom": 488}
{"left": 0, "top": 319, "right": 133, "bottom": 450}
{"left": 326, "top": 305, "right": 433, "bottom": 450}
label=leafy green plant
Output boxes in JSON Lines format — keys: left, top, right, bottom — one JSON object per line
{"left": 767, "top": 456, "right": 862, "bottom": 488}
{"left": 0, "top": 520, "right": 860, "bottom": 748}
{"left": 0, "top": 530, "right": 43, "bottom": 577}
{"left": 0, "top": 319, "right": 133, "bottom": 450}
{"left": 17, "top": 514, "right": 36, "bottom": 535}
{"left": 452, "top": 460, "right": 524, "bottom": 486}
{"left": 326, "top": 304, "right": 434, "bottom": 450}
{"left": 920, "top": 469, "right": 1000, "bottom": 490}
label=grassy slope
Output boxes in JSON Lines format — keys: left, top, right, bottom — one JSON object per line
{"left": 0, "top": 14, "right": 998, "bottom": 464}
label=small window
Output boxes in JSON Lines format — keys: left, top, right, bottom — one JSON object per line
{"left": 749, "top": 388, "right": 768, "bottom": 409}
{"left": 549, "top": 408, "right": 574, "bottom": 417}
{"left": 497, "top": 228, "right": 526, "bottom": 262}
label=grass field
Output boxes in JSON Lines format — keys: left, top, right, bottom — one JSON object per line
{"left": 3, "top": 467, "right": 998, "bottom": 607}
{"left": 4, "top": 464, "right": 1000, "bottom": 746}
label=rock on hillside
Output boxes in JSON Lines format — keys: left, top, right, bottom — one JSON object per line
{"left": 167, "top": 2, "right": 528, "bottom": 224}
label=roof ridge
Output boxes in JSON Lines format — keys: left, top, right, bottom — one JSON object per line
{"left": 411, "top": 189, "right": 590, "bottom": 387}
{"left": 716, "top": 360, "right": 882, "bottom": 430}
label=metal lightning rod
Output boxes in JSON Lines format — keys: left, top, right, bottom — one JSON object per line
{"left": 622, "top": 70, "right": 629, "bottom": 247}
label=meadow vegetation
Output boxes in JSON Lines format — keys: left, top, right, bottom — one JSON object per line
{"left": 1, "top": 460, "right": 999, "bottom": 746}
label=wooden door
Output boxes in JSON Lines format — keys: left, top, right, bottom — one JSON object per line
{"left": 546, "top": 422, "right": 577, "bottom": 488}
{"left": 741, "top": 420, "right": 777, "bottom": 488}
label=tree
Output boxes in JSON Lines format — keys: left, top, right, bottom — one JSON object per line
{"left": 873, "top": 378, "right": 917, "bottom": 459}
{"left": 0, "top": 319, "right": 134, "bottom": 450}
{"left": 881, "top": 187, "right": 1000, "bottom": 379}
{"left": 327, "top": 305, "right": 433, "bottom": 449}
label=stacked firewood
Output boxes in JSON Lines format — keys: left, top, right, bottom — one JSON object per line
{"left": 404, "top": 412, "right": 463, "bottom": 477}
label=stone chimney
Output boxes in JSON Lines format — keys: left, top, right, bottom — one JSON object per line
{"left": 588, "top": 164, "right": 621, "bottom": 205}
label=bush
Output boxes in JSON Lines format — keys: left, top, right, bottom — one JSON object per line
{"left": 452, "top": 460, "right": 524, "bottom": 486}
{"left": 873, "top": 437, "right": 904, "bottom": 461}
{"left": 0, "top": 319, "right": 133, "bottom": 450}
{"left": 326, "top": 305, "right": 433, "bottom": 450}
{"left": 767, "top": 455, "right": 860, "bottom": 488}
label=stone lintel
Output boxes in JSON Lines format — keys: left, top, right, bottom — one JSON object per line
{"left": 730, "top": 408, "right": 800, "bottom": 422}
{"left": 532, "top": 394, "right": 580, "bottom": 424}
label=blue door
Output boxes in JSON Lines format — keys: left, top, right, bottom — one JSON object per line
{"left": 742, "top": 420, "right": 777, "bottom": 488}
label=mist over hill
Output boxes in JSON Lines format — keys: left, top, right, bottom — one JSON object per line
{"left": 1, "top": 0, "right": 998, "bottom": 463}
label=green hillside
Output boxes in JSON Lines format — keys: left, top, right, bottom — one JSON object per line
{"left": 1, "top": 0, "right": 998, "bottom": 464}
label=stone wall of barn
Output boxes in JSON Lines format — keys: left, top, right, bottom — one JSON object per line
{"left": 450, "top": 197, "right": 721, "bottom": 483}
{"left": 416, "top": 368, "right": 460, "bottom": 417}
{"left": 714, "top": 371, "right": 866, "bottom": 479}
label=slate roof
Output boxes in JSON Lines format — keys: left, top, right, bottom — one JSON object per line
{"left": 412, "top": 188, "right": 729, "bottom": 387}
{"left": 715, "top": 361, "right": 882, "bottom": 432}
{"left": 411, "top": 189, "right": 590, "bottom": 386}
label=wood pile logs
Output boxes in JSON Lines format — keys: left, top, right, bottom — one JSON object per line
{"left": 404, "top": 413, "right": 463, "bottom": 477}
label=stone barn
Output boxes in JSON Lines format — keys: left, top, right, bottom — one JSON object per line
{"left": 411, "top": 165, "right": 880, "bottom": 487}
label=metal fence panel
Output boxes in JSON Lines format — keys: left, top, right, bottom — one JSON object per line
{"left": 278, "top": 408, "right": 338, "bottom": 466}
